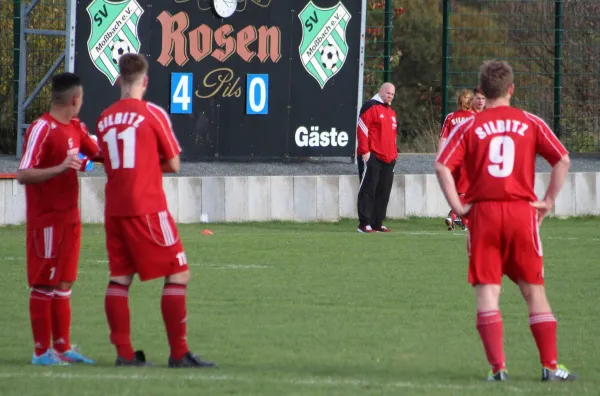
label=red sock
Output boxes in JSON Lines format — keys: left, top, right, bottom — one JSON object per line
{"left": 51, "top": 289, "right": 72, "bottom": 353}
{"left": 529, "top": 312, "right": 558, "bottom": 370}
{"left": 29, "top": 288, "right": 53, "bottom": 356}
{"left": 161, "top": 283, "right": 189, "bottom": 360}
{"left": 476, "top": 310, "right": 506, "bottom": 372}
{"left": 105, "top": 282, "right": 135, "bottom": 360}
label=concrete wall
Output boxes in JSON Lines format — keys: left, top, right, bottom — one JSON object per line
{"left": 2, "top": 172, "right": 599, "bottom": 225}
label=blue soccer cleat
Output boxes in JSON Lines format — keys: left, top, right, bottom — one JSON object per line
{"left": 58, "top": 345, "right": 96, "bottom": 364}
{"left": 32, "top": 349, "right": 70, "bottom": 366}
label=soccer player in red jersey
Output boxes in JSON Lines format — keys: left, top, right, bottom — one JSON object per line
{"left": 473, "top": 86, "right": 486, "bottom": 113}
{"left": 436, "top": 60, "right": 576, "bottom": 381}
{"left": 17, "top": 73, "right": 99, "bottom": 366}
{"left": 437, "top": 89, "right": 475, "bottom": 231}
{"left": 96, "top": 54, "right": 216, "bottom": 368}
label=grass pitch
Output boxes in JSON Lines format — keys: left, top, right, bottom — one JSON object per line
{"left": 0, "top": 218, "right": 599, "bottom": 395}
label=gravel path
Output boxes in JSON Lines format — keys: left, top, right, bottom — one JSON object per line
{"left": 1, "top": 153, "right": 599, "bottom": 177}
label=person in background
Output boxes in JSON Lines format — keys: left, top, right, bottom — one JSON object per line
{"left": 355, "top": 82, "right": 398, "bottom": 233}
{"left": 473, "top": 86, "right": 486, "bottom": 113}
{"left": 437, "top": 89, "right": 475, "bottom": 231}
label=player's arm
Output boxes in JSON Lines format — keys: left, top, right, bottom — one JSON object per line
{"left": 77, "top": 121, "right": 104, "bottom": 164}
{"left": 147, "top": 103, "right": 182, "bottom": 173}
{"left": 435, "top": 121, "right": 471, "bottom": 216}
{"left": 356, "top": 107, "right": 371, "bottom": 160}
{"left": 17, "top": 122, "right": 82, "bottom": 184}
{"left": 542, "top": 155, "right": 570, "bottom": 204}
{"left": 436, "top": 113, "right": 453, "bottom": 157}
{"left": 161, "top": 155, "right": 180, "bottom": 173}
{"left": 528, "top": 114, "right": 571, "bottom": 222}
{"left": 17, "top": 156, "right": 82, "bottom": 184}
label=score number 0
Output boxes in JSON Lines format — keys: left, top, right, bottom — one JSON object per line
{"left": 170, "top": 73, "right": 193, "bottom": 114}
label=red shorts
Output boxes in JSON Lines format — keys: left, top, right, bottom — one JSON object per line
{"left": 466, "top": 201, "right": 544, "bottom": 286}
{"left": 26, "top": 223, "right": 81, "bottom": 287}
{"left": 105, "top": 211, "right": 188, "bottom": 281}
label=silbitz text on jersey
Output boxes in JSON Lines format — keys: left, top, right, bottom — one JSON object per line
{"left": 475, "top": 119, "right": 529, "bottom": 140}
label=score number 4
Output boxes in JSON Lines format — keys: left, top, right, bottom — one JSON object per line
{"left": 171, "top": 73, "right": 193, "bottom": 114}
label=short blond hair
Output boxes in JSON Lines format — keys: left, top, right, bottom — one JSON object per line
{"left": 118, "top": 53, "right": 148, "bottom": 84}
{"left": 479, "top": 60, "right": 514, "bottom": 100}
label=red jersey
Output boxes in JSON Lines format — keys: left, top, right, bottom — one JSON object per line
{"left": 19, "top": 113, "right": 100, "bottom": 227}
{"left": 96, "top": 99, "right": 182, "bottom": 217}
{"left": 437, "top": 106, "right": 568, "bottom": 203}
{"left": 356, "top": 94, "right": 398, "bottom": 163}
{"left": 440, "top": 110, "right": 475, "bottom": 139}
{"left": 440, "top": 109, "right": 475, "bottom": 193}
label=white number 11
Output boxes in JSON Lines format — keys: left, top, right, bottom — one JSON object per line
{"left": 103, "top": 127, "right": 136, "bottom": 169}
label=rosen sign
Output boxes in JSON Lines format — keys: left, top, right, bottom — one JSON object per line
{"left": 75, "top": 0, "right": 364, "bottom": 160}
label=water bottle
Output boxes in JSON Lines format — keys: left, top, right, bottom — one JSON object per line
{"left": 78, "top": 152, "right": 94, "bottom": 172}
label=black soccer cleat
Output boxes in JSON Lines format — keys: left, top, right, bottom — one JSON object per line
{"left": 168, "top": 351, "right": 218, "bottom": 368}
{"left": 115, "top": 350, "right": 152, "bottom": 367}
{"left": 487, "top": 369, "right": 508, "bottom": 381}
{"left": 542, "top": 365, "right": 576, "bottom": 381}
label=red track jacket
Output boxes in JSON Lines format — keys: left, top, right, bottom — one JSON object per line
{"left": 356, "top": 94, "right": 398, "bottom": 163}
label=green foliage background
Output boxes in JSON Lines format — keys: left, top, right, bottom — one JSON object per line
{"left": 0, "top": 0, "right": 66, "bottom": 154}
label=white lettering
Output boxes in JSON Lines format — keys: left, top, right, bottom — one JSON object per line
{"left": 294, "top": 126, "right": 349, "bottom": 148}
{"left": 475, "top": 119, "right": 530, "bottom": 139}
{"left": 133, "top": 115, "right": 145, "bottom": 128}
{"left": 475, "top": 126, "right": 486, "bottom": 140}
{"left": 517, "top": 123, "right": 529, "bottom": 136}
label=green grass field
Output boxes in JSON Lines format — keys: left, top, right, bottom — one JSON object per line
{"left": 1, "top": 218, "right": 599, "bottom": 395}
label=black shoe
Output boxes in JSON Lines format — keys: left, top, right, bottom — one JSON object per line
{"left": 115, "top": 350, "right": 152, "bottom": 367}
{"left": 542, "top": 365, "right": 576, "bottom": 381}
{"left": 168, "top": 351, "right": 217, "bottom": 368}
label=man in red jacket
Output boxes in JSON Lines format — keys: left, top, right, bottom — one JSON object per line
{"left": 356, "top": 82, "right": 398, "bottom": 233}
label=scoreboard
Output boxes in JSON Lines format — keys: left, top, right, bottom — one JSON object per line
{"left": 75, "top": 0, "right": 365, "bottom": 160}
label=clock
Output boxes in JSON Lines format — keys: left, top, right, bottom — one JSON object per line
{"left": 213, "top": 0, "right": 237, "bottom": 18}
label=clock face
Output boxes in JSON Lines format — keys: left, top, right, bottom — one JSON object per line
{"left": 213, "top": 0, "right": 237, "bottom": 18}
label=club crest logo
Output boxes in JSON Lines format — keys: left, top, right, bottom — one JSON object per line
{"left": 86, "top": 0, "right": 144, "bottom": 85}
{"left": 298, "top": 1, "right": 351, "bottom": 89}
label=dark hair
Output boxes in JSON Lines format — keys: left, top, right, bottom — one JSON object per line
{"left": 118, "top": 53, "right": 149, "bottom": 84}
{"left": 473, "top": 86, "right": 484, "bottom": 96}
{"left": 51, "top": 73, "right": 82, "bottom": 105}
{"left": 479, "top": 60, "right": 514, "bottom": 99}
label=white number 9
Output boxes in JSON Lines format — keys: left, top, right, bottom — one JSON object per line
{"left": 488, "top": 136, "right": 515, "bottom": 178}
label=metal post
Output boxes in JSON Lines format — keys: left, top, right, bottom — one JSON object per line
{"left": 441, "top": 0, "right": 450, "bottom": 125}
{"left": 383, "top": 0, "right": 392, "bottom": 82}
{"left": 65, "top": 0, "right": 77, "bottom": 72}
{"left": 354, "top": 0, "right": 368, "bottom": 165}
{"left": 553, "top": 0, "right": 563, "bottom": 137}
{"left": 13, "top": 0, "right": 21, "bottom": 153}
{"left": 16, "top": 1, "right": 27, "bottom": 158}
